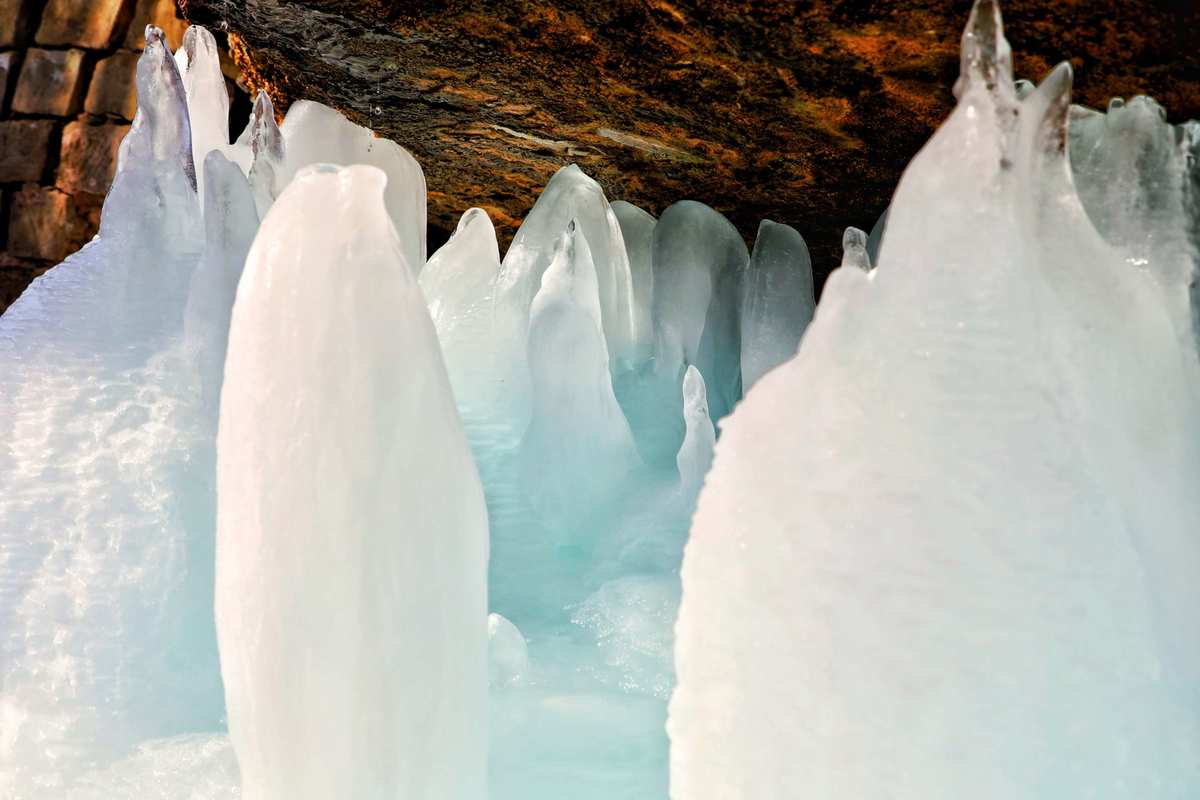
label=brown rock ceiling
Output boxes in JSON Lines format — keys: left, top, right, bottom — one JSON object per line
{"left": 181, "top": 0, "right": 1200, "bottom": 285}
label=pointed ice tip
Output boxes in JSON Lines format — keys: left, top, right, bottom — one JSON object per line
{"left": 842, "top": 226, "right": 868, "bottom": 251}
{"left": 1039, "top": 61, "right": 1073, "bottom": 105}
{"left": 253, "top": 89, "right": 274, "bottom": 116}
{"left": 953, "top": 0, "right": 1014, "bottom": 101}
{"left": 841, "top": 227, "right": 872, "bottom": 271}
{"left": 144, "top": 24, "right": 165, "bottom": 48}
{"left": 1032, "top": 62, "right": 1073, "bottom": 154}
{"left": 682, "top": 364, "right": 707, "bottom": 406}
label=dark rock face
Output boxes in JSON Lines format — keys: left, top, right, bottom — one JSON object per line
{"left": 180, "top": 1, "right": 1200, "bottom": 281}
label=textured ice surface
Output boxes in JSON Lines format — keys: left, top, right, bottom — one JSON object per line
{"left": 0, "top": 29, "right": 219, "bottom": 795}
{"left": 670, "top": 2, "right": 1200, "bottom": 797}
{"left": 216, "top": 164, "right": 488, "bottom": 800}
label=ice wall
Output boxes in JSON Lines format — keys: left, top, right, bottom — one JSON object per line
{"left": 0, "top": 28, "right": 219, "bottom": 792}
{"left": 669, "top": 2, "right": 1200, "bottom": 797}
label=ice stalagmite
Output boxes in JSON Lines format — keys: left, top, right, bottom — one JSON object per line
{"left": 0, "top": 28, "right": 224, "bottom": 793}
{"left": 499, "top": 165, "right": 640, "bottom": 364}
{"left": 176, "top": 26, "right": 229, "bottom": 205}
{"left": 652, "top": 201, "right": 748, "bottom": 422}
{"left": 738, "top": 219, "right": 814, "bottom": 390}
{"left": 519, "top": 221, "right": 640, "bottom": 524}
{"left": 840, "top": 226, "right": 872, "bottom": 271}
{"left": 670, "top": 1, "right": 1200, "bottom": 797}
{"left": 276, "top": 101, "right": 427, "bottom": 272}
{"left": 612, "top": 200, "right": 657, "bottom": 359}
{"left": 183, "top": 151, "right": 258, "bottom": 401}
{"left": 419, "top": 207, "right": 503, "bottom": 410}
{"left": 245, "top": 91, "right": 286, "bottom": 217}
{"left": 675, "top": 366, "right": 715, "bottom": 496}
{"left": 215, "top": 164, "right": 487, "bottom": 800}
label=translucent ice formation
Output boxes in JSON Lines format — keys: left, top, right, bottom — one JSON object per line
{"left": 739, "top": 219, "right": 814, "bottom": 390}
{"left": 2, "top": 2, "right": 1199, "bottom": 798}
{"left": 670, "top": 2, "right": 1200, "bottom": 797}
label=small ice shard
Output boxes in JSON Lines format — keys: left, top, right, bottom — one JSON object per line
{"left": 519, "top": 220, "right": 639, "bottom": 525}
{"left": 499, "top": 165, "right": 639, "bottom": 363}
{"left": 183, "top": 150, "right": 259, "bottom": 404}
{"left": 216, "top": 164, "right": 487, "bottom": 800}
{"left": 419, "top": 207, "right": 503, "bottom": 409}
{"left": 739, "top": 219, "right": 814, "bottom": 390}
{"left": 840, "top": 226, "right": 872, "bottom": 271}
{"left": 612, "top": 199, "right": 657, "bottom": 359}
{"left": 488, "top": 613, "right": 529, "bottom": 688}
{"left": 277, "top": 100, "right": 427, "bottom": 272}
{"left": 675, "top": 365, "right": 714, "bottom": 497}
{"left": 246, "top": 90, "right": 285, "bottom": 218}
{"left": 1014, "top": 77, "right": 1036, "bottom": 99}
{"left": 652, "top": 200, "right": 747, "bottom": 422}
{"left": 177, "top": 26, "right": 229, "bottom": 205}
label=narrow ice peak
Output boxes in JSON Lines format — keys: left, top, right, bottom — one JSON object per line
{"left": 840, "top": 226, "right": 872, "bottom": 271}
{"left": 952, "top": 0, "right": 1015, "bottom": 103}
{"left": 676, "top": 365, "right": 715, "bottom": 496}
{"left": 247, "top": 90, "right": 285, "bottom": 217}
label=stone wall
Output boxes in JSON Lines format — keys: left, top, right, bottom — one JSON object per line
{"left": 0, "top": 0, "right": 242, "bottom": 313}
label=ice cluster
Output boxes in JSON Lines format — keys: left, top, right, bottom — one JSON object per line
{"left": 0, "top": 1, "right": 1198, "bottom": 797}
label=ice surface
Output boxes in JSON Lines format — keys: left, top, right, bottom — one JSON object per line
{"left": 739, "top": 219, "right": 814, "bottom": 390}
{"left": 0, "top": 29, "right": 219, "bottom": 794}
{"left": 670, "top": 3, "right": 1200, "bottom": 797}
